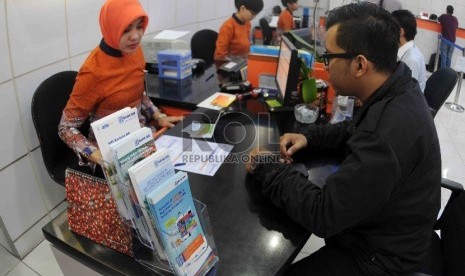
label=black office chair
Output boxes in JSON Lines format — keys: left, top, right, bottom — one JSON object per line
{"left": 259, "top": 17, "right": 273, "bottom": 46}
{"left": 424, "top": 67, "right": 458, "bottom": 117}
{"left": 190, "top": 29, "right": 218, "bottom": 65}
{"left": 414, "top": 178, "right": 465, "bottom": 276}
{"left": 31, "top": 71, "right": 87, "bottom": 186}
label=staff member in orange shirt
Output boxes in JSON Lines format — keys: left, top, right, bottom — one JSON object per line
{"left": 277, "top": 0, "right": 299, "bottom": 42}
{"left": 214, "top": 0, "right": 264, "bottom": 61}
{"left": 278, "top": 0, "right": 299, "bottom": 32}
{"left": 59, "top": 0, "right": 182, "bottom": 166}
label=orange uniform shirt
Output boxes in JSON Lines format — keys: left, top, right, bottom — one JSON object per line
{"left": 214, "top": 14, "right": 251, "bottom": 60}
{"left": 58, "top": 44, "right": 158, "bottom": 162}
{"left": 277, "top": 9, "right": 295, "bottom": 31}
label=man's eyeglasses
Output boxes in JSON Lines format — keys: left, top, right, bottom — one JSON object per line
{"left": 320, "top": 52, "right": 357, "bottom": 66}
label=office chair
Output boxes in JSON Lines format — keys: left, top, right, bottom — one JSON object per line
{"left": 32, "top": 71, "right": 169, "bottom": 186}
{"left": 414, "top": 178, "right": 465, "bottom": 276}
{"left": 424, "top": 67, "right": 458, "bottom": 117}
{"left": 190, "top": 29, "right": 218, "bottom": 65}
{"left": 31, "top": 71, "right": 82, "bottom": 186}
{"left": 259, "top": 17, "right": 273, "bottom": 46}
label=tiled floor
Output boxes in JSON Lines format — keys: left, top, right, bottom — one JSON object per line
{"left": 2, "top": 76, "right": 465, "bottom": 275}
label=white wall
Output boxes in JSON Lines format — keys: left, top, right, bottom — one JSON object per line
{"left": 0, "top": 0, "right": 461, "bottom": 259}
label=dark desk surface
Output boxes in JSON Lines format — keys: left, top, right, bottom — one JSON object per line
{"left": 145, "top": 65, "right": 221, "bottom": 110}
{"left": 43, "top": 106, "right": 338, "bottom": 275}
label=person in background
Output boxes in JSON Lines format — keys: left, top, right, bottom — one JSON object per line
{"left": 392, "top": 9, "right": 427, "bottom": 92}
{"left": 246, "top": 3, "right": 440, "bottom": 275}
{"left": 58, "top": 0, "right": 182, "bottom": 166}
{"left": 438, "top": 5, "right": 458, "bottom": 68}
{"left": 214, "top": 0, "right": 264, "bottom": 61}
{"left": 272, "top": 5, "right": 282, "bottom": 16}
{"left": 277, "top": 0, "right": 299, "bottom": 32}
{"left": 366, "top": 0, "right": 402, "bottom": 13}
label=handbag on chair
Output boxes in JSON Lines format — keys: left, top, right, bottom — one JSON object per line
{"left": 65, "top": 167, "right": 133, "bottom": 256}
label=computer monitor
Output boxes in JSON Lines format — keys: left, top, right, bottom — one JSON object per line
{"left": 285, "top": 28, "right": 325, "bottom": 57}
{"left": 275, "top": 36, "right": 300, "bottom": 108}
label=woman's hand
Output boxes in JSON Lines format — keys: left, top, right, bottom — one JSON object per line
{"left": 157, "top": 115, "right": 183, "bottom": 128}
{"left": 279, "top": 133, "right": 307, "bottom": 160}
{"left": 88, "top": 149, "right": 104, "bottom": 165}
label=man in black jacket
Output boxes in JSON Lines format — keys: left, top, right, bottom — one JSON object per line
{"left": 247, "top": 3, "right": 441, "bottom": 275}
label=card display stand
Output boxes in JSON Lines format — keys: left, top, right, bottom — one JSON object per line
{"left": 99, "top": 159, "right": 219, "bottom": 275}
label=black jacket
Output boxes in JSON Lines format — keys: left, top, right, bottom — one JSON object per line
{"left": 255, "top": 63, "right": 441, "bottom": 275}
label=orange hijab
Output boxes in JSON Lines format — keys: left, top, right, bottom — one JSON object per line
{"left": 99, "top": 0, "right": 149, "bottom": 49}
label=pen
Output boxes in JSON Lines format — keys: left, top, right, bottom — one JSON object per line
{"left": 205, "top": 74, "right": 214, "bottom": 82}
{"left": 174, "top": 163, "right": 186, "bottom": 167}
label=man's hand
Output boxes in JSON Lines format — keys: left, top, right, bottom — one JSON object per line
{"left": 246, "top": 148, "right": 272, "bottom": 174}
{"left": 279, "top": 133, "right": 308, "bottom": 160}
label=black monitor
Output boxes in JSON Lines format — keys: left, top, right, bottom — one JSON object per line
{"left": 275, "top": 36, "right": 300, "bottom": 108}
{"left": 285, "top": 28, "right": 325, "bottom": 57}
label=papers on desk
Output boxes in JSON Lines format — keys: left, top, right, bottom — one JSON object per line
{"left": 197, "top": 92, "right": 236, "bottom": 110}
{"left": 183, "top": 109, "right": 225, "bottom": 139}
{"left": 155, "top": 135, "right": 233, "bottom": 176}
{"left": 183, "top": 122, "right": 216, "bottom": 138}
{"left": 153, "top": 30, "right": 189, "bottom": 40}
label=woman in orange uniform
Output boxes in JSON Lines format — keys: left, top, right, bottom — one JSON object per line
{"left": 214, "top": 0, "right": 264, "bottom": 61}
{"left": 277, "top": 0, "right": 299, "bottom": 41}
{"left": 58, "top": 0, "right": 181, "bottom": 166}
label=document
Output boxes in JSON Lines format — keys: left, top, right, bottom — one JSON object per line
{"left": 182, "top": 109, "right": 225, "bottom": 139}
{"left": 154, "top": 30, "right": 189, "bottom": 40}
{"left": 155, "top": 135, "right": 233, "bottom": 176}
{"left": 197, "top": 92, "right": 236, "bottom": 110}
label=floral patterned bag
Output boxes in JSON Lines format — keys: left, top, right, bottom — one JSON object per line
{"left": 65, "top": 168, "right": 133, "bottom": 256}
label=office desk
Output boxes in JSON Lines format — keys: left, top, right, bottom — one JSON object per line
{"left": 145, "top": 65, "right": 220, "bottom": 111}
{"left": 42, "top": 104, "right": 341, "bottom": 275}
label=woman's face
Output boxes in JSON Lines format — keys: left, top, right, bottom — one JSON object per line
{"left": 238, "top": 5, "right": 257, "bottom": 22}
{"left": 119, "top": 17, "right": 144, "bottom": 54}
{"left": 288, "top": 1, "right": 299, "bottom": 12}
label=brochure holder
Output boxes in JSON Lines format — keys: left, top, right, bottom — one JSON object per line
{"left": 133, "top": 199, "right": 219, "bottom": 275}
{"left": 100, "top": 160, "right": 156, "bottom": 249}
{"left": 100, "top": 159, "right": 219, "bottom": 275}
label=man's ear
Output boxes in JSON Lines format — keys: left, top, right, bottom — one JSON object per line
{"left": 354, "top": 55, "right": 368, "bottom": 78}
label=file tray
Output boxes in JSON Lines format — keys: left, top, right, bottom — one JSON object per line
{"left": 133, "top": 199, "right": 219, "bottom": 276}
{"left": 158, "top": 49, "right": 192, "bottom": 79}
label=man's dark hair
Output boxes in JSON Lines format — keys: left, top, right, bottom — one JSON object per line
{"left": 447, "top": 5, "right": 454, "bottom": 15}
{"left": 281, "top": 0, "right": 298, "bottom": 7}
{"left": 391, "top": 10, "right": 417, "bottom": 41}
{"left": 272, "top": 5, "right": 282, "bottom": 15}
{"left": 235, "top": 0, "right": 264, "bottom": 14}
{"left": 325, "top": 3, "right": 399, "bottom": 73}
